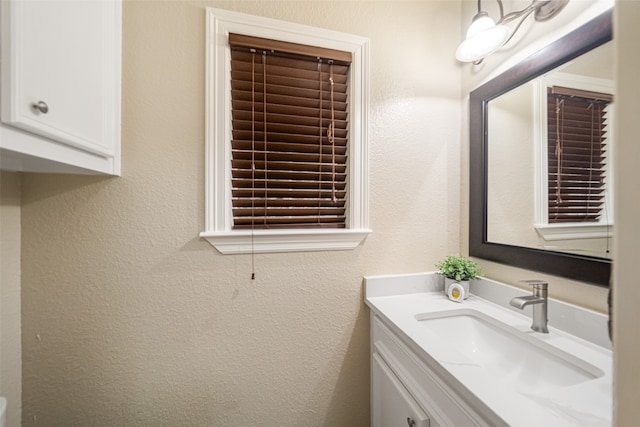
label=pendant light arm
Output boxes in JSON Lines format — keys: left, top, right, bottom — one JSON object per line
{"left": 498, "top": 3, "right": 535, "bottom": 25}
{"left": 496, "top": 0, "right": 505, "bottom": 21}
{"left": 476, "top": 0, "right": 506, "bottom": 22}
{"left": 500, "top": 7, "right": 536, "bottom": 45}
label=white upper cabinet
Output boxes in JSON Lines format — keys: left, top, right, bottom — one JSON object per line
{"left": 0, "top": 0, "right": 121, "bottom": 174}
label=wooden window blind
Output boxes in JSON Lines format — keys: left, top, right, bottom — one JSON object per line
{"left": 228, "top": 33, "right": 351, "bottom": 229}
{"left": 547, "top": 86, "right": 612, "bottom": 223}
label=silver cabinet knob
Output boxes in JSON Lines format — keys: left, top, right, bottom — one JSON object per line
{"left": 32, "top": 101, "right": 49, "bottom": 114}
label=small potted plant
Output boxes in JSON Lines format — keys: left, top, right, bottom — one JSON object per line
{"left": 435, "top": 255, "right": 482, "bottom": 301}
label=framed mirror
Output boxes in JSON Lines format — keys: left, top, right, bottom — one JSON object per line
{"left": 469, "top": 9, "right": 613, "bottom": 286}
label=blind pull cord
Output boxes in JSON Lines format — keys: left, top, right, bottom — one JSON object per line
{"left": 328, "top": 61, "right": 337, "bottom": 204}
{"left": 250, "top": 49, "right": 257, "bottom": 280}
{"left": 554, "top": 97, "right": 564, "bottom": 218}
{"left": 585, "top": 102, "right": 597, "bottom": 222}
{"left": 318, "top": 59, "right": 323, "bottom": 222}
{"left": 262, "top": 51, "right": 268, "bottom": 228}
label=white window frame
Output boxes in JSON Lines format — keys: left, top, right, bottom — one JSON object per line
{"left": 533, "top": 72, "right": 614, "bottom": 241}
{"left": 200, "top": 8, "right": 371, "bottom": 254}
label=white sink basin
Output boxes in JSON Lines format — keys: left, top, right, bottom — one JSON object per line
{"left": 415, "top": 309, "right": 604, "bottom": 394}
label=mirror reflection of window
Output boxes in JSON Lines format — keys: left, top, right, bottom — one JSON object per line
{"left": 547, "top": 86, "right": 613, "bottom": 225}
{"left": 533, "top": 63, "right": 615, "bottom": 256}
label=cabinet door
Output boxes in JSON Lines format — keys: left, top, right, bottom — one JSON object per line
{"left": 373, "top": 353, "right": 430, "bottom": 427}
{"left": 0, "top": 0, "right": 120, "bottom": 158}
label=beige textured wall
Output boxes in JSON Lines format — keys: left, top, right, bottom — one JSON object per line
{"left": 613, "top": 1, "right": 640, "bottom": 424}
{"left": 460, "top": 0, "right": 613, "bottom": 312}
{"left": 0, "top": 172, "right": 21, "bottom": 427}
{"left": 20, "top": 1, "right": 461, "bottom": 425}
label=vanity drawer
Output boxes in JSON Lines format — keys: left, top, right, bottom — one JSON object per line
{"left": 372, "top": 315, "right": 505, "bottom": 427}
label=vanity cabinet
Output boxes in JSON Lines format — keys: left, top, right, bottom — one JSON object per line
{"left": 371, "top": 314, "right": 503, "bottom": 427}
{"left": 372, "top": 353, "right": 430, "bottom": 427}
{"left": 0, "top": 0, "right": 121, "bottom": 174}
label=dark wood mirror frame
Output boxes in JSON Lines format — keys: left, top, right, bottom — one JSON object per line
{"left": 469, "top": 9, "right": 613, "bottom": 287}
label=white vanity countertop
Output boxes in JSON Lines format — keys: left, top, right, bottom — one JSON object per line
{"left": 365, "top": 273, "right": 613, "bottom": 427}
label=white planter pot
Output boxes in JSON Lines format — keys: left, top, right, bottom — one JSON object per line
{"left": 444, "top": 278, "right": 470, "bottom": 302}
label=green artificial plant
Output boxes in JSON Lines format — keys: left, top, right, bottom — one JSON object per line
{"left": 435, "top": 255, "right": 483, "bottom": 282}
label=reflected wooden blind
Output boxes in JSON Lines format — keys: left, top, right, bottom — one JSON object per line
{"left": 547, "top": 86, "right": 613, "bottom": 223}
{"left": 229, "top": 33, "right": 351, "bottom": 229}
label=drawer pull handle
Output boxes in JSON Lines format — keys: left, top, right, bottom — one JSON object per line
{"left": 407, "top": 417, "right": 416, "bottom": 426}
{"left": 32, "top": 101, "right": 49, "bottom": 114}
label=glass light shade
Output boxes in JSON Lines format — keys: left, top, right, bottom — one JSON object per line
{"left": 456, "top": 15, "right": 510, "bottom": 62}
{"left": 466, "top": 14, "right": 496, "bottom": 38}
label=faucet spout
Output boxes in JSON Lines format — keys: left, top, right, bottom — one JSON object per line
{"left": 509, "top": 295, "right": 545, "bottom": 309}
{"left": 509, "top": 280, "right": 549, "bottom": 333}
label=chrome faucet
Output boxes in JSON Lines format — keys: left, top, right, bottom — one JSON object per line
{"left": 509, "top": 280, "right": 549, "bottom": 333}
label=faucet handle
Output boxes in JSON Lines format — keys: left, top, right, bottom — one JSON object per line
{"left": 519, "top": 279, "right": 548, "bottom": 290}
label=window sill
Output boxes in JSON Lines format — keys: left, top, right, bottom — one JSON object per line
{"left": 535, "top": 223, "right": 613, "bottom": 240}
{"left": 200, "top": 228, "right": 372, "bottom": 254}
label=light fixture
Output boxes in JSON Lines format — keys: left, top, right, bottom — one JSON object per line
{"left": 456, "top": 0, "right": 570, "bottom": 63}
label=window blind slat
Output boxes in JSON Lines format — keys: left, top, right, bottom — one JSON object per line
{"left": 232, "top": 188, "right": 347, "bottom": 198}
{"left": 233, "top": 222, "right": 347, "bottom": 230}
{"left": 232, "top": 140, "right": 347, "bottom": 155}
{"left": 231, "top": 159, "right": 347, "bottom": 173}
{"left": 233, "top": 150, "right": 348, "bottom": 165}
{"left": 232, "top": 121, "right": 348, "bottom": 139}
{"left": 231, "top": 50, "right": 351, "bottom": 70}
{"left": 549, "top": 159, "right": 605, "bottom": 168}
{"left": 548, "top": 194, "right": 604, "bottom": 200}
{"left": 232, "top": 197, "right": 345, "bottom": 207}
{"left": 233, "top": 111, "right": 348, "bottom": 130}
{"left": 548, "top": 143, "right": 606, "bottom": 153}
{"left": 231, "top": 90, "right": 347, "bottom": 112}
{"left": 230, "top": 62, "right": 349, "bottom": 84}
{"left": 231, "top": 69, "right": 348, "bottom": 92}
{"left": 232, "top": 171, "right": 346, "bottom": 184}
{"left": 233, "top": 206, "right": 345, "bottom": 215}
{"left": 229, "top": 33, "right": 352, "bottom": 64}
{"left": 231, "top": 82, "right": 348, "bottom": 104}
{"left": 232, "top": 130, "right": 347, "bottom": 146}
{"left": 232, "top": 100, "right": 348, "bottom": 121}
{"left": 550, "top": 85, "right": 613, "bottom": 103}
